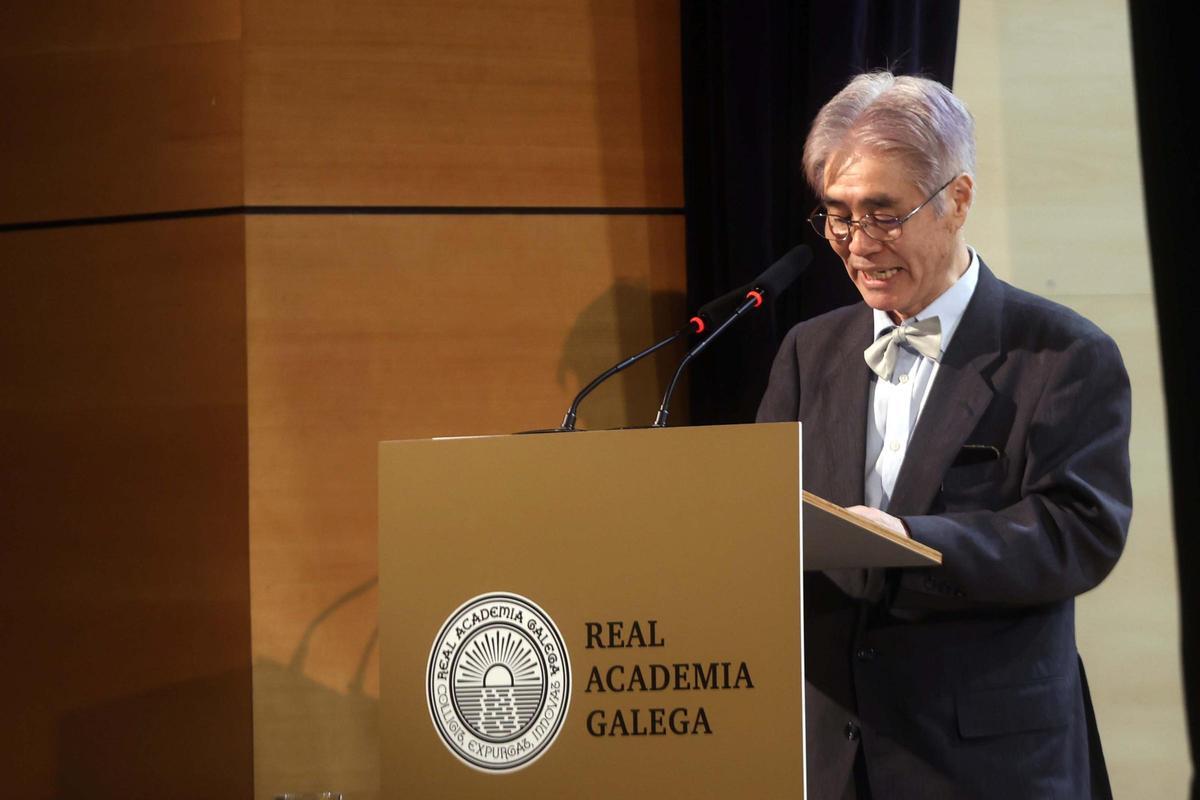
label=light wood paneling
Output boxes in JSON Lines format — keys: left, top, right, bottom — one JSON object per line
{"left": 244, "top": 0, "right": 682, "bottom": 207}
{"left": 247, "top": 213, "right": 685, "bottom": 797}
{"left": 0, "top": 217, "right": 251, "bottom": 797}
{"left": 0, "top": 3, "right": 242, "bottom": 224}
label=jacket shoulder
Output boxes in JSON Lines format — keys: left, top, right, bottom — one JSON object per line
{"left": 996, "top": 280, "right": 1119, "bottom": 354}
{"left": 778, "top": 301, "right": 867, "bottom": 352}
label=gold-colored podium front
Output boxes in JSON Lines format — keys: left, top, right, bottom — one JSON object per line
{"left": 379, "top": 422, "right": 939, "bottom": 799}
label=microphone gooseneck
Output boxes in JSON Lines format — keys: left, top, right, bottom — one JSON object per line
{"left": 560, "top": 275, "right": 771, "bottom": 430}
{"left": 560, "top": 328, "right": 689, "bottom": 431}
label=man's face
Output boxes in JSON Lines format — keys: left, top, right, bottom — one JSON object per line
{"left": 821, "top": 150, "right": 972, "bottom": 321}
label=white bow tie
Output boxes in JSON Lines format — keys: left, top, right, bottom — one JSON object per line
{"left": 863, "top": 317, "right": 942, "bottom": 380}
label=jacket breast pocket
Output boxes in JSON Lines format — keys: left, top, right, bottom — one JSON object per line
{"left": 956, "top": 676, "right": 1072, "bottom": 738}
{"left": 939, "top": 456, "right": 1009, "bottom": 512}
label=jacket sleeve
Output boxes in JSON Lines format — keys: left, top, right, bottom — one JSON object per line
{"left": 892, "top": 333, "right": 1132, "bottom": 609}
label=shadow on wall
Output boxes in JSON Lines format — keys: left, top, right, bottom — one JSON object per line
{"left": 254, "top": 575, "right": 381, "bottom": 799}
{"left": 252, "top": 659, "right": 379, "bottom": 800}
{"left": 557, "top": 281, "right": 688, "bottom": 431}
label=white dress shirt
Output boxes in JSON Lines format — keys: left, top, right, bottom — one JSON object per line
{"left": 864, "top": 248, "right": 980, "bottom": 510}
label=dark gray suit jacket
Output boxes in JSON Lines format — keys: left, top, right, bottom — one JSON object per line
{"left": 757, "top": 262, "right": 1131, "bottom": 799}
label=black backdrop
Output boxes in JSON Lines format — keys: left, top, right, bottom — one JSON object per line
{"left": 680, "top": 1, "right": 1196, "bottom": 795}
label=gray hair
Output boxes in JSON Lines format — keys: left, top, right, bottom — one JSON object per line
{"left": 803, "top": 72, "right": 976, "bottom": 213}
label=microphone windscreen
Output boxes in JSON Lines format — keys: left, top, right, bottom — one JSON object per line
{"left": 755, "top": 244, "right": 813, "bottom": 297}
{"left": 695, "top": 279, "right": 755, "bottom": 320}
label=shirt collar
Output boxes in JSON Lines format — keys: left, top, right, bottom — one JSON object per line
{"left": 871, "top": 247, "right": 981, "bottom": 356}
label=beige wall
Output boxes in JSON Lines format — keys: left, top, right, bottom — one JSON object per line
{"left": 955, "top": 1, "right": 1188, "bottom": 794}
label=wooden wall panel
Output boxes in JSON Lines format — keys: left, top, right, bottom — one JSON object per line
{"left": 247, "top": 214, "right": 685, "bottom": 797}
{"left": 4, "top": 1, "right": 685, "bottom": 798}
{"left": 0, "top": 3, "right": 242, "bottom": 224}
{"left": 0, "top": 217, "right": 252, "bottom": 797}
{"left": 2, "top": 3, "right": 240, "bottom": 54}
{"left": 244, "top": 0, "right": 682, "bottom": 207}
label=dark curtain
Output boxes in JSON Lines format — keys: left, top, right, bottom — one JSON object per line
{"left": 680, "top": 0, "right": 960, "bottom": 425}
{"left": 1128, "top": 6, "right": 1199, "bottom": 797}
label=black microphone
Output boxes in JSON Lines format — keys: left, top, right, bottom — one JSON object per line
{"left": 689, "top": 278, "right": 756, "bottom": 335}
{"left": 651, "top": 244, "right": 812, "bottom": 428}
{"left": 560, "top": 270, "right": 784, "bottom": 431}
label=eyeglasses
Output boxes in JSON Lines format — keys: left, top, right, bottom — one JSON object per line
{"left": 808, "top": 176, "right": 957, "bottom": 243}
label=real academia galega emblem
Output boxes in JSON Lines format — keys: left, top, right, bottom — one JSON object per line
{"left": 426, "top": 592, "right": 571, "bottom": 772}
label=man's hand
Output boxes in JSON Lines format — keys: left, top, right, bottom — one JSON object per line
{"left": 845, "top": 505, "right": 910, "bottom": 538}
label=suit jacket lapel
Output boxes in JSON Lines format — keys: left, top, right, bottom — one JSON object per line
{"left": 887, "top": 262, "right": 1004, "bottom": 516}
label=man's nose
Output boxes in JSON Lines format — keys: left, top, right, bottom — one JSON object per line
{"left": 847, "top": 223, "right": 882, "bottom": 255}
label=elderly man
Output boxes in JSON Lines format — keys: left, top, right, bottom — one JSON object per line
{"left": 757, "top": 73, "right": 1131, "bottom": 799}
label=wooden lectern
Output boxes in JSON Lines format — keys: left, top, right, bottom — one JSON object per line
{"left": 378, "top": 422, "right": 939, "bottom": 799}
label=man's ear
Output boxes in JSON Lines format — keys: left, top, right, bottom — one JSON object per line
{"left": 949, "top": 173, "right": 975, "bottom": 225}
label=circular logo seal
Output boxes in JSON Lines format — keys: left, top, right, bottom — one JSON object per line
{"left": 426, "top": 592, "right": 571, "bottom": 772}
